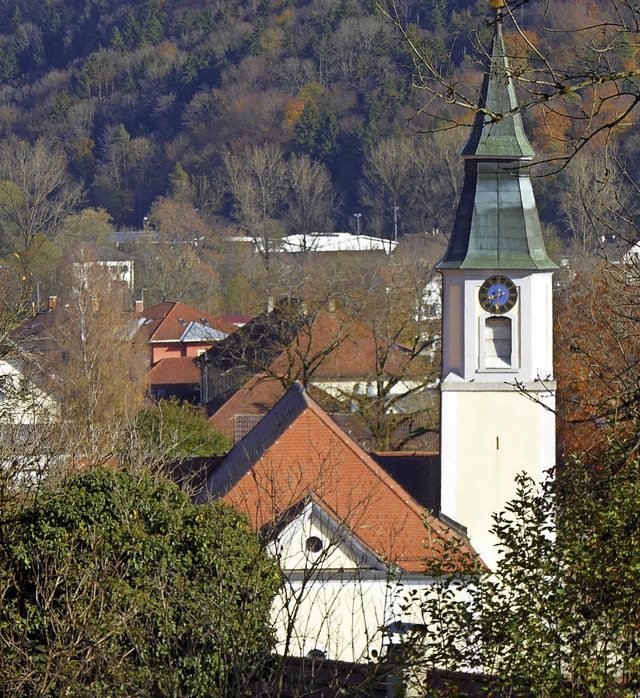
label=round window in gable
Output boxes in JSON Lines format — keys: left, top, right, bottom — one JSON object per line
{"left": 305, "top": 536, "right": 324, "bottom": 554}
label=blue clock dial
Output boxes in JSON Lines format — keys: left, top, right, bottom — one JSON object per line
{"left": 487, "top": 283, "right": 509, "bottom": 305}
{"left": 479, "top": 276, "right": 518, "bottom": 314}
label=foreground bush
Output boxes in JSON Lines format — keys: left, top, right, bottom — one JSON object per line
{"left": 0, "top": 467, "right": 279, "bottom": 697}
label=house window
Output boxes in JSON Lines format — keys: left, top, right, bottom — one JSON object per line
{"left": 485, "top": 316, "right": 511, "bottom": 368}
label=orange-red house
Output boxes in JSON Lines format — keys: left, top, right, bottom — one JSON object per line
{"left": 136, "top": 301, "right": 247, "bottom": 401}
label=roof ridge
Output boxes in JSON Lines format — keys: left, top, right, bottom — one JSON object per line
{"left": 207, "top": 382, "right": 309, "bottom": 497}
{"left": 147, "top": 301, "right": 177, "bottom": 342}
{"left": 299, "top": 389, "right": 447, "bottom": 530}
{"left": 149, "top": 301, "right": 233, "bottom": 342}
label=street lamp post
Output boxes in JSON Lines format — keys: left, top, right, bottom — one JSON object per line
{"left": 352, "top": 212, "right": 362, "bottom": 236}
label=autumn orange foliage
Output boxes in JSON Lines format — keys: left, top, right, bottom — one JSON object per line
{"left": 282, "top": 97, "right": 305, "bottom": 128}
{"left": 555, "top": 264, "right": 640, "bottom": 465}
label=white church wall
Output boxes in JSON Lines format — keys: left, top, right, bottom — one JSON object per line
{"left": 440, "top": 385, "right": 555, "bottom": 570}
{"left": 272, "top": 573, "right": 436, "bottom": 663}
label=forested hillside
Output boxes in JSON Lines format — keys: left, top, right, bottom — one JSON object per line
{"left": 0, "top": 0, "right": 522, "bottom": 228}
{"left": 0, "top": 0, "right": 637, "bottom": 309}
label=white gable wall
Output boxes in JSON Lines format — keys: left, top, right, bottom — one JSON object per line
{"left": 266, "top": 501, "right": 436, "bottom": 662}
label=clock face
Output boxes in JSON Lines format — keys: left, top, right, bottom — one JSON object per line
{"left": 478, "top": 276, "right": 518, "bottom": 314}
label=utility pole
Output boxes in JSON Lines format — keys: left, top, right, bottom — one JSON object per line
{"left": 352, "top": 212, "right": 362, "bottom": 236}
{"left": 393, "top": 206, "right": 399, "bottom": 242}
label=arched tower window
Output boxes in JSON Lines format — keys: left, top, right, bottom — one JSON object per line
{"left": 485, "top": 316, "right": 512, "bottom": 368}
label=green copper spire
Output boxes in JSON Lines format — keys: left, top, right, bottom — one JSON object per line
{"left": 437, "top": 3, "right": 557, "bottom": 271}
{"left": 460, "top": 10, "right": 535, "bottom": 159}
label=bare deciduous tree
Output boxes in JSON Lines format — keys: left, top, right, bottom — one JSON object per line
{"left": 0, "top": 139, "right": 83, "bottom": 253}
{"left": 136, "top": 197, "right": 223, "bottom": 309}
{"left": 559, "top": 148, "right": 638, "bottom": 256}
{"left": 285, "top": 154, "right": 337, "bottom": 243}
{"left": 224, "top": 143, "right": 288, "bottom": 270}
{"left": 50, "top": 255, "right": 146, "bottom": 461}
{"left": 360, "top": 130, "right": 465, "bottom": 237}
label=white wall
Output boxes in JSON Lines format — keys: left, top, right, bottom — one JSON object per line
{"left": 268, "top": 502, "right": 436, "bottom": 663}
{"left": 0, "top": 360, "right": 57, "bottom": 424}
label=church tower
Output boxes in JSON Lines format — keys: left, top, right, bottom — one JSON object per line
{"left": 436, "top": 0, "right": 556, "bottom": 569}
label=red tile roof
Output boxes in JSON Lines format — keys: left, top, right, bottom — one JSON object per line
{"left": 208, "top": 373, "right": 343, "bottom": 441}
{"left": 198, "top": 302, "right": 428, "bottom": 381}
{"left": 268, "top": 311, "right": 419, "bottom": 379}
{"left": 218, "top": 313, "right": 254, "bottom": 326}
{"left": 148, "top": 357, "right": 200, "bottom": 386}
{"left": 138, "top": 301, "right": 237, "bottom": 343}
{"left": 204, "top": 383, "right": 477, "bottom": 573}
{"left": 208, "top": 373, "right": 287, "bottom": 438}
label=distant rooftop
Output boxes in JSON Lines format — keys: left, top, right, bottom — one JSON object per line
{"left": 113, "top": 230, "right": 161, "bottom": 244}
{"left": 226, "top": 232, "right": 397, "bottom": 254}
{"left": 279, "top": 232, "right": 397, "bottom": 253}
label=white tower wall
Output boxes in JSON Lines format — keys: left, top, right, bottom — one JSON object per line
{"left": 440, "top": 270, "right": 555, "bottom": 569}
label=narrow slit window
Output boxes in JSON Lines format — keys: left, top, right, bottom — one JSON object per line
{"left": 485, "top": 316, "right": 511, "bottom": 368}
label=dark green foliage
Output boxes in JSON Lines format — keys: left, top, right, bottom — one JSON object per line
{"left": 0, "top": 467, "right": 279, "bottom": 697}
{"left": 49, "top": 92, "right": 70, "bottom": 122}
{"left": 0, "top": 47, "right": 18, "bottom": 84}
{"left": 295, "top": 101, "right": 321, "bottom": 155}
{"left": 403, "top": 471, "right": 640, "bottom": 697}
{"left": 123, "top": 11, "right": 141, "bottom": 49}
{"left": 110, "top": 26, "right": 124, "bottom": 52}
{"left": 424, "top": 0, "right": 449, "bottom": 30}
{"left": 10, "top": 6, "right": 21, "bottom": 32}
{"left": 168, "top": 161, "right": 189, "bottom": 198}
{"left": 0, "top": 0, "right": 421, "bottom": 227}
{"left": 295, "top": 102, "right": 340, "bottom": 166}
{"left": 133, "top": 398, "right": 232, "bottom": 461}
{"left": 0, "top": 0, "right": 628, "bottom": 240}
{"left": 141, "top": 3, "right": 166, "bottom": 45}
{"left": 179, "top": 47, "right": 220, "bottom": 93}
{"left": 557, "top": 457, "right": 640, "bottom": 692}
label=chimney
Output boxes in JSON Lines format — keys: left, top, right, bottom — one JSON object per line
{"left": 135, "top": 299, "right": 144, "bottom": 314}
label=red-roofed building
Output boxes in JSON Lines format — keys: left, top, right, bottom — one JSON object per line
{"left": 198, "top": 383, "right": 476, "bottom": 662}
{"left": 207, "top": 372, "right": 287, "bottom": 441}
{"left": 146, "top": 357, "right": 201, "bottom": 402}
{"left": 137, "top": 301, "right": 238, "bottom": 364}
{"left": 197, "top": 299, "right": 436, "bottom": 450}
{"left": 136, "top": 301, "right": 242, "bottom": 400}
